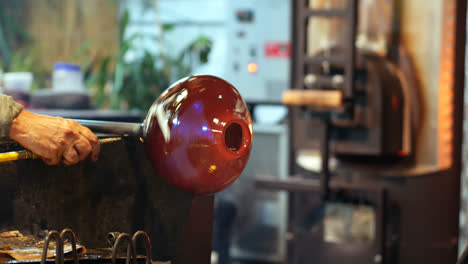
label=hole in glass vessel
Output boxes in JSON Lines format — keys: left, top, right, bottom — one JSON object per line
{"left": 225, "top": 123, "right": 243, "bottom": 151}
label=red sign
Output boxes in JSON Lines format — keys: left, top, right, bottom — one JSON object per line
{"left": 264, "top": 42, "right": 291, "bottom": 58}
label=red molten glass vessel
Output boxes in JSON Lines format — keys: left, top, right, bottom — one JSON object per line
{"left": 143, "top": 75, "right": 253, "bottom": 195}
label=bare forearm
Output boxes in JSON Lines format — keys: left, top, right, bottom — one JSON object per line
{"left": 9, "top": 110, "right": 100, "bottom": 165}
{"left": 1, "top": 95, "right": 100, "bottom": 165}
{"left": 0, "top": 95, "right": 24, "bottom": 138}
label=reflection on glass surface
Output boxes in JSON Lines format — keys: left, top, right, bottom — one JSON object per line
{"left": 144, "top": 75, "right": 253, "bottom": 195}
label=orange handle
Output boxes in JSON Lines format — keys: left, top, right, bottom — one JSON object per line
{"left": 282, "top": 90, "right": 342, "bottom": 107}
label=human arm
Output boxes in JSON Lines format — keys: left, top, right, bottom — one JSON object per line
{"left": 0, "top": 94, "right": 24, "bottom": 138}
{"left": 1, "top": 94, "right": 100, "bottom": 165}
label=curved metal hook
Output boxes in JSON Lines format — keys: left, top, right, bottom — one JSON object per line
{"left": 60, "top": 229, "right": 79, "bottom": 264}
{"left": 131, "top": 231, "right": 152, "bottom": 264}
{"left": 106, "top": 232, "right": 121, "bottom": 248}
{"left": 111, "top": 233, "right": 135, "bottom": 264}
{"left": 40, "top": 230, "right": 62, "bottom": 264}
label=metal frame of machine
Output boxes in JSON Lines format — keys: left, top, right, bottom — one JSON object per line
{"left": 257, "top": 0, "right": 467, "bottom": 263}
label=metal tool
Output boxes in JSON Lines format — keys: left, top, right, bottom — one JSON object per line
{"left": 0, "top": 137, "right": 121, "bottom": 163}
{"left": 131, "top": 231, "right": 152, "bottom": 264}
{"left": 40, "top": 230, "right": 63, "bottom": 264}
{"left": 107, "top": 232, "right": 122, "bottom": 248}
{"left": 0, "top": 75, "right": 253, "bottom": 195}
{"left": 40, "top": 229, "right": 79, "bottom": 264}
{"left": 111, "top": 233, "right": 135, "bottom": 264}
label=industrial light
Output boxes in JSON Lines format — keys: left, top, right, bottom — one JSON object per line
{"left": 247, "top": 62, "right": 258, "bottom": 73}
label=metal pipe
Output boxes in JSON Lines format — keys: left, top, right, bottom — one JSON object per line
{"left": 107, "top": 232, "right": 121, "bottom": 247}
{"left": 320, "top": 121, "right": 330, "bottom": 200}
{"left": 74, "top": 120, "right": 143, "bottom": 137}
{"left": 0, "top": 137, "right": 122, "bottom": 163}
{"left": 60, "top": 229, "right": 79, "bottom": 264}
{"left": 344, "top": 0, "right": 358, "bottom": 100}
{"left": 131, "top": 231, "right": 152, "bottom": 264}
{"left": 111, "top": 233, "right": 135, "bottom": 264}
{"left": 40, "top": 231, "right": 62, "bottom": 264}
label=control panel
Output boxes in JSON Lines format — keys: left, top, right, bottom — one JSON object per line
{"left": 223, "top": 0, "right": 291, "bottom": 103}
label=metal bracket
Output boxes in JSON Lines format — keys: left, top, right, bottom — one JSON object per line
{"left": 40, "top": 229, "right": 78, "bottom": 264}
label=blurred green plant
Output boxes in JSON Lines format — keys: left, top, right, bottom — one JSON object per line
{"left": 0, "top": 1, "right": 46, "bottom": 91}
{"left": 8, "top": 49, "right": 46, "bottom": 91}
{"left": 84, "top": 9, "right": 212, "bottom": 110}
{"left": 0, "top": 0, "right": 212, "bottom": 109}
{"left": 0, "top": 0, "right": 31, "bottom": 71}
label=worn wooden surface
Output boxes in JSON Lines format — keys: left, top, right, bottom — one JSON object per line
{"left": 0, "top": 138, "right": 194, "bottom": 262}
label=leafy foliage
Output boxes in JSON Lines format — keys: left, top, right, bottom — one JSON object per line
{"left": 0, "top": 0, "right": 46, "bottom": 91}
{"left": 85, "top": 9, "right": 212, "bottom": 110}
{"left": 0, "top": 1, "right": 212, "bottom": 110}
{"left": 0, "top": 0, "right": 31, "bottom": 70}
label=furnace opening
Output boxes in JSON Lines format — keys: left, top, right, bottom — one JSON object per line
{"left": 225, "top": 123, "right": 243, "bottom": 151}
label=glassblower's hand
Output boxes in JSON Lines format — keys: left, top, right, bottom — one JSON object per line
{"left": 9, "top": 110, "right": 100, "bottom": 165}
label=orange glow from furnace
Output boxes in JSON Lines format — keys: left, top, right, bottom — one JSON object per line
{"left": 247, "top": 63, "right": 258, "bottom": 73}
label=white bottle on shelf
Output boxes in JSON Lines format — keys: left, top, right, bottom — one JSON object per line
{"left": 52, "top": 62, "right": 86, "bottom": 93}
